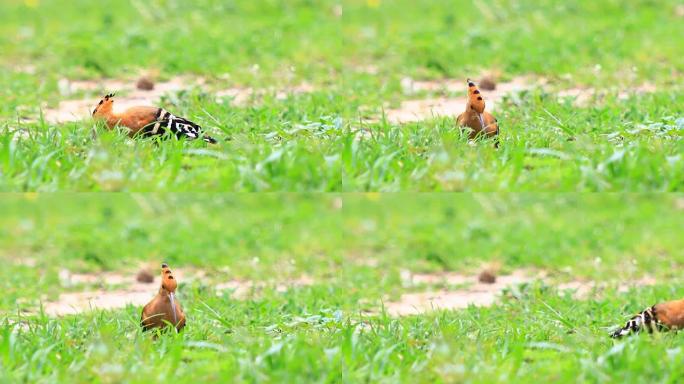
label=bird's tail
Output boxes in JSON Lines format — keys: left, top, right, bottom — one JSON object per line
{"left": 610, "top": 306, "right": 662, "bottom": 338}
{"left": 202, "top": 135, "right": 217, "bottom": 144}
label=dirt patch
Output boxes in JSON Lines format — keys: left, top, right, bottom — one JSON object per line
{"left": 44, "top": 268, "right": 203, "bottom": 316}
{"left": 12, "top": 258, "right": 37, "bottom": 267}
{"left": 386, "top": 290, "right": 497, "bottom": 316}
{"left": 383, "top": 98, "right": 467, "bottom": 124}
{"left": 385, "top": 76, "right": 533, "bottom": 123}
{"left": 43, "top": 286, "right": 154, "bottom": 316}
{"left": 388, "top": 269, "right": 539, "bottom": 316}
{"left": 14, "top": 64, "right": 37, "bottom": 75}
{"left": 676, "top": 198, "right": 684, "bottom": 210}
{"left": 556, "top": 84, "right": 657, "bottom": 107}
{"left": 676, "top": 4, "right": 684, "bottom": 18}
{"left": 350, "top": 63, "right": 379, "bottom": 75}
{"left": 557, "top": 276, "right": 657, "bottom": 299}
{"left": 214, "top": 275, "right": 314, "bottom": 299}
{"left": 386, "top": 269, "right": 656, "bottom": 316}
{"left": 43, "top": 76, "right": 204, "bottom": 123}
{"left": 32, "top": 266, "right": 660, "bottom": 317}
{"left": 399, "top": 264, "right": 535, "bottom": 287}
{"left": 213, "top": 82, "right": 314, "bottom": 105}
{"left": 41, "top": 268, "right": 313, "bottom": 316}
{"left": 42, "top": 76, "right": 314, "bottom": 124}
{"left": 399, "top": 75, "right": 533, "bottom": 96}
{"left": 56, "top": 267, "right": 204, "bottom": 287}
{"left": 382, "top": 75, "right": 658, "bottom": 124}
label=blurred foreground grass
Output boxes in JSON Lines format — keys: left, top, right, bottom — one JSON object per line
{"left": 1, "top": 193, "right": 684, "bottom": 382}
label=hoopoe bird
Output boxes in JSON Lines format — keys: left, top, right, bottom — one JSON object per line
{"left": 610, "top": 299, "right": 684, "bottom": 338}
{"left": 456, "top": 79, "right": 499, "bottom": 146}
{"left": 141, "top": 263, "right": 186, "bottom": 332}
{"left": 92, "top": 93, "right": 217, "bottom": 143}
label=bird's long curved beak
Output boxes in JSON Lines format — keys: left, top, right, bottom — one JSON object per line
{"left": 169, "top": 292, "right": 178, "bottom": 325}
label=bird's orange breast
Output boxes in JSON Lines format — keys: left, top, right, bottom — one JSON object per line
{"left": 655, "top": 299, "right": 684, "bottom": 329}
{"left": 117, "top": 106, "right": 160, "bottom": 134}
{"left": 456, "top": 111, "right": 498, "bottom": 139}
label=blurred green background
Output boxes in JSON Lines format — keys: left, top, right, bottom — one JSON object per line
{"left": 2, "top": 193, "right": 684, "bottom": 382}
{"left": 1, "top": 0, "right": 683, "bottom": 191}
{"left": 1, "top": 0, "right": 683, "bottom": 381}
{"left": 1, "top": 193, "right": 682, "bottom": 310}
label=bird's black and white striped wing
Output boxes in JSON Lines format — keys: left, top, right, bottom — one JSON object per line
{"left": 610, "top": 306, "right": 665, "bottom": 338}
{"left": 141, "top": 109, "right": 217, "bottom": 143}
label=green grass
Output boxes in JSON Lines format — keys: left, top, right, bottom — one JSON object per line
{"left": 1, "top": 0, "right": 683, "bottom": 380}
{"left": 8, "top": 284, "right": 684, "bottom": 383}
{"left": 2, "top": 194, "right": 684, "bottom": 382}
{"left": 1, "top": 0, "right": 683, "bottom": 191}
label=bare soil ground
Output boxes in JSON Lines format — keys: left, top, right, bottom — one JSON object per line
{"left": 383, "top": 76, "right": 658, "bottom": 124}
{"left": 42, "top": 268, "right": 313, "bottom": 316}
{"left": 37, "top": 74, "right": 659, "bottom": 127}
{"left": 385, "top": 269, "right": 656, "bottom": 316}
{"left": 384, "top": 76, "right": 533, "bottom": 123}
{"left": 42, "top": 76, "right": 313, "bottom": 124}
{"left": 38, "top": 266, "right": 657, "bottom": 317}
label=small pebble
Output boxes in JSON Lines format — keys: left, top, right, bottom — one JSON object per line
{"left": 136, "top": 269, "right": 154, "bottom": 283}
{"left": 136, "top": 77, "right": 155, "bottom": 91}
{"left": 479, "top": 76, "right": 497, "bottom": 91}
{"left": 478, "top": 270, "right": 497, "bottom": 284}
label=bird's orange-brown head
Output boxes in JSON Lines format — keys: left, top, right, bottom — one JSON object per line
{"left": 466, "top": 79, "right": 485, "bottom": 114}
{"left": 92, "top": 93, "right": 115, "bottom": 117}
{"left": 160, "top": 263, "right": 177, "bottom": 293}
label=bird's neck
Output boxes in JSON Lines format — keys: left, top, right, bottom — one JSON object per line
{"left": 93, "top": 106, "right": 120, "bottom": 128}
{"left": 464, "top": 103, "right": 476, "bottom": 116}
{"left": 157, "top": 287, "right": 174, "bottom": 297}
{"left": 157, "top": 288, "right": 178, "bottom": 323}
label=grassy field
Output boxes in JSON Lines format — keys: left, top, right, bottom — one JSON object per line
{"left": 1, "top": 0, "right": 683, "bottom": 382}
{"left": 1, "top": 0, "right": 683, "bottom": 191}
{"left": 1, "top": 194, "right": 684, "bottom": 382}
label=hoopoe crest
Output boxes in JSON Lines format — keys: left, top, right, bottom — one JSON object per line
{"left": 610, "top": 298, "right": 684, "bottom": 338}
{"left": 92, "top": 93, "right": 217, "bottom": 143}
{"left": 456, "top": 79, "right": 499, "bottom": 145}
{"left": 141, "top": 263, "right": 186, "bottom": 332}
